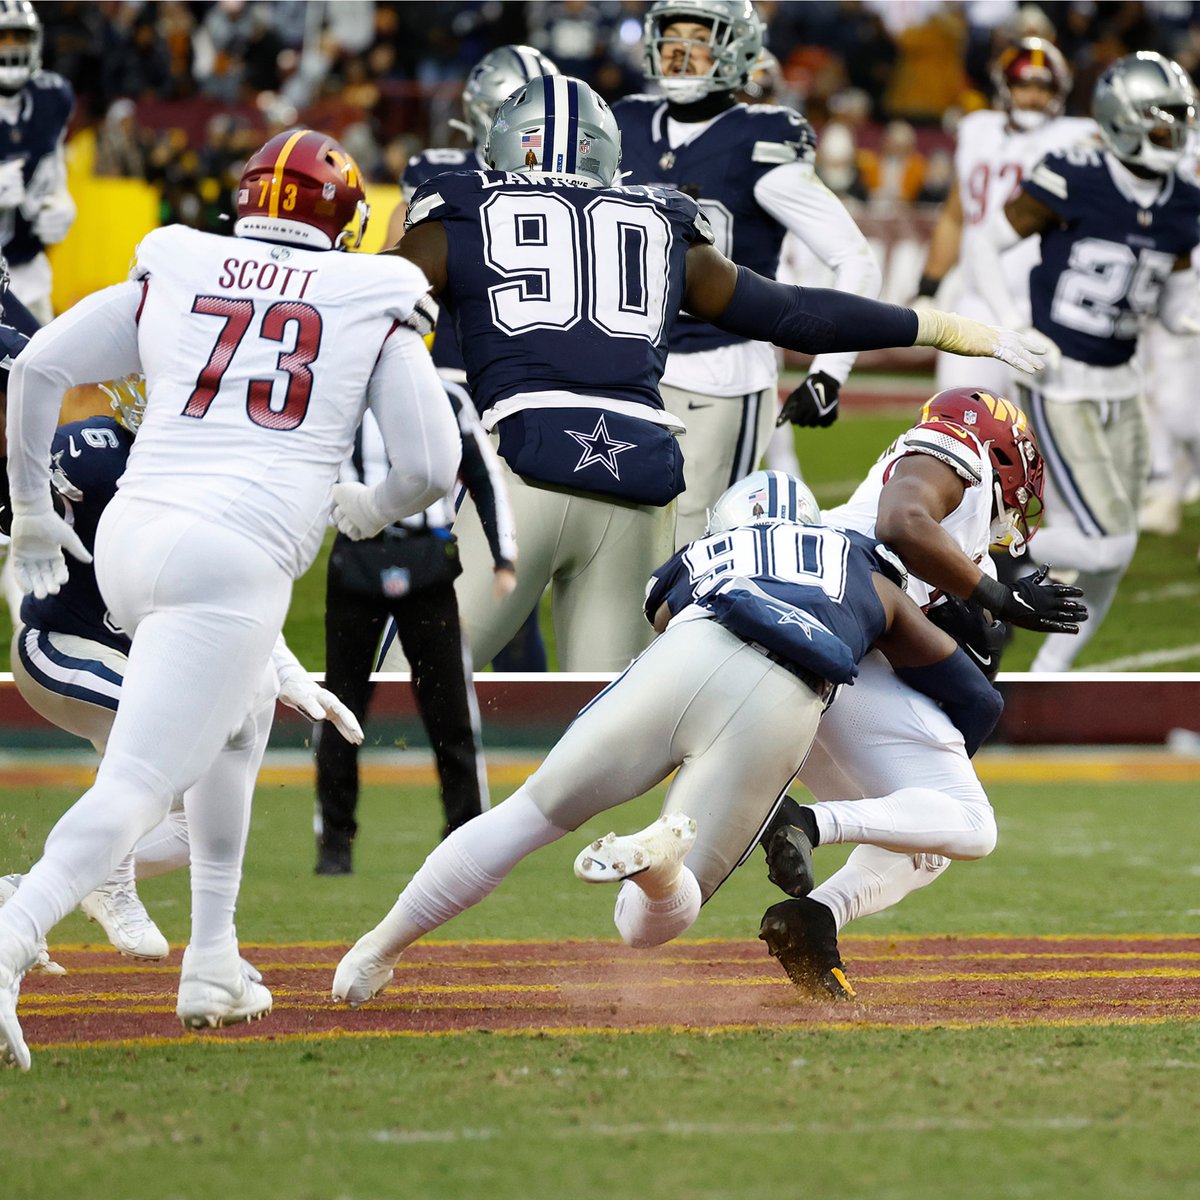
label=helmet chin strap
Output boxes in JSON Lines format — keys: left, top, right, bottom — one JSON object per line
{"left": 660, "top": 75, "right": 716, "bottom": 104}
{"left": 1009, "top": 107, "right": 1050, "bottom": 132}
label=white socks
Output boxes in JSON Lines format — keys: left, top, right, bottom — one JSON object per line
{"left": 613, "top": 869, "right": 701, "bottom": 948}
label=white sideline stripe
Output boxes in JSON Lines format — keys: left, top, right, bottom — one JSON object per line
{"left": 368, "top": 1114, "right": 1097, "bottom": 1144}
{"left": 1129, "top": 581, "right": 1200, "bottom": 604}
{"left": 1084, "top": 643, "right": 1200, "bottom": 671}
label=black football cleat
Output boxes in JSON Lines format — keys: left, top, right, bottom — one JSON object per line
{"left": 760, "top": 796, "right": 816, "bottom": 897}
{"left": 759, "top": 897, "right": 857, "bottom": 1001}
{"left": 315, "top": 839, "right": 353, "bottom": 876}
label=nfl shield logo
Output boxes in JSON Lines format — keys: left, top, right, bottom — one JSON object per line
{"left": 322, "top": 181, "right": 337, "bottom": 200}
{"left": 578, "top": 138, "right": 591, "bottom": 155}
{"left": 381, "top": 567, "right": 411, "bottom": 597}
{"left": 963, "top": 411, "right": 978, "bottom": 425}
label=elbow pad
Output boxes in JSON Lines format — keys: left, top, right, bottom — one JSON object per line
{"left": 895, "top": 647, "right": 1004, "bottom": 757}
{"left": 716, "top": 266, "right": 919, "bottom": 355}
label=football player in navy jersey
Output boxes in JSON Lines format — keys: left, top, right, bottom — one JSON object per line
{"left": 615, "top": 0, "right": 883, "bottom": 547}
{"left": 0, "top": 1, "right": 74, "bottom": 324}
{"left": 382, "top": 44, "right": 558, "bottom": 673}
{"left": 366, "top": 74, "right": 1049, "bottom": 672}
{"left": 332, "top": 472, "right": 1004, "bottom": 1010}
{"left": 967, "top": 51, "right": 1200, "bottom": 670}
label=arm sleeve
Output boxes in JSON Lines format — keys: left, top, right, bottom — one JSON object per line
{"left": 895, "top": 647, "right": 1004, "bottom": 757}
{"left": 1157, "top": 266, "right": 1199, "bottom": 335}
{"left": 754, "top": 162, "right": 882, "bottom": 383}
{"left": 365, "top": 326, "right": 462, "bottom": 522}
{"left": 453, "top": 390, "right": 517, "bottom": 568}
{"left": 713, "top": 265, "right": 919, "bottom": 354}
{"left": 7, "top": 281, "right": 143, "bottom": 507}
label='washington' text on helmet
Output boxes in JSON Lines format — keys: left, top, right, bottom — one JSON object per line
{"left": 1092, "top": 51, "right": 1197, "bottom": 176}
{"left": 706, "top": 470, "right": 821, "bottom": 535}
{"left": 485, "top": 75, "right": 621, "bottom": 187}
{"left": 643, "top": 0, "right": 764, "bottom": 104}
{"left": 0, "top": 0, "right": 41, "bottom": 95}
{"left": 234, "top": 129, "right": 369, "bottom": 251}
{"left": 919, "top": 387, "right": 1045, "bottom": 555}
{"left": 456, "top": 45, "right": 560, "bottom": 148}
{"left": 992, "top": 37, "right": 1072, "bottom": 131}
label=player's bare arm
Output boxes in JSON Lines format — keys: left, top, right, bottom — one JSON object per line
{"left": 918, "top": 185, "right": 964, "bottom": 295}
{"left": 386, "top": 220, "right": 449, "bottom": 295}
{"left": 870, "top": 575, "right": 958, "bottom": 669}
{"left": 384, "top": 199, "right": 409, "bottom": 249}
{"left": 875, "top": 455, "right": 985, "bottom": 600}
{"left": 1002, "top": 188, "right": 1059, "bottom": 239}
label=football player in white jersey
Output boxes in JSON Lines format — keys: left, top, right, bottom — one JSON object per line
{"left": 758, "top": 387, "right": 1087, "bottom": 999}
{"left": 0, "top": 129, "right": 460, "bottom": 1071}
{"left": 331, "top": 473, "right": 1006, "bottom": 1010}
{"left": 915, "top": 38, "right": 1096, "bottom": 394}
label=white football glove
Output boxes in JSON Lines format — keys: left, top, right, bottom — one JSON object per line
{"left": 0, "top": 157, "right": 25, "bottom": 208}
{"left": 276, "top": 671, "right": 364, "bottom": 745}
{"left": 403, "top": 293, "right": 440, "bottom": 340}
{"left": 10, "top": 504, "right": 92, "bottom": 600}
{"left": 914, "top": 308, "right": 1054, "bottom": 374}
{"left": 330, "top": 481, "right": 390, "bottom": 540}
{"left": 32, "top": 193, "right": 76, "bottom": 245}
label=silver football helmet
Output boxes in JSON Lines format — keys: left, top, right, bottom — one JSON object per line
{"left": 485, "top": 75, "right": 621, "bottom": 187}
{"left": 455, "top": 45, "right": 560, "bottom": 148}
{"left": 99, "top": 374, "right": 148, "bottom": 435}
{"left": 0, "top": 0, "right": 40, "bottom": 95}
{"left": 643, "top": 0, "right": 764, "bottom": 104}
{"left": 1092, "top": 51, "right": 1197, "bottom": 176}
{"left": 706, "top": 470, "right": 820, "bottom": 534}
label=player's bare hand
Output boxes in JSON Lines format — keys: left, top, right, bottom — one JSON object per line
{"left": 493, "top": 565, "right": 518, "bottom": 600}
{"left": 10, "top": 507, "right": 92, "bottom": 600}
{"left": 330, "top": 482, "right": 390, "bottom": 540}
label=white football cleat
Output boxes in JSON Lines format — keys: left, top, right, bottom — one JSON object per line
{"left": 0, "top": 961, "right": 30, "bottom": 1072}
{"left": 0, "top": 875, "right": 65, "bottom": 976}
{"left": 574, "top": 813, "right": 698, "bottom": 889}
{"left": 176, "top": 944, "right": 273, "bottom": 1030}
{"left": 332, "top": 934, "right": 397, "bottom": 1008}
{"left": 80, "top": 878, "right": 170, "bottom": 961}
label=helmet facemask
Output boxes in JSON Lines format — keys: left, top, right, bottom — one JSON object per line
{"left": 988, "top": 427, "right": 1045, "bottom": 556}
{"left": 0, "top": 3, "right": 40, "bottom": 96}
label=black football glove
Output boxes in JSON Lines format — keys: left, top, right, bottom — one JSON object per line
{"left": 970, "top": 565, "right": 1088, "bottom": 634}
{"left": 776, "top": 371, "right": 840, "bottom": 428}
{"left": 925, "top": 594, "right": 1007, "bottom": 680}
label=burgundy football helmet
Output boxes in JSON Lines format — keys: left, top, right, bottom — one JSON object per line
{"left": 992, "top": 37, "right": 1072, "bottom": 130}
{"left": 235, "top": 129, "right": 369, "bottom": 251}
{"left": 919, "top": 386, "right": 1045, "bottom": 553}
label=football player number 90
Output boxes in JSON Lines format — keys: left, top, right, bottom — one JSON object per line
{"left": 481, "top": 192, "right": 672, "bottom": 341}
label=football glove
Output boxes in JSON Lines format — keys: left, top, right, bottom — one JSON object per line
{"left": 776, "top": 371, "right": 840, "bottom": 427}
{"left": 925, "top": 595, "right": 1007, "bottom": 680}
{"left": 403, "top": 293, "right": 439, "bottom": 342}
{"left": 913, "top": 309, "right": 1052, "bottom": 375}
{"left": 9, "top": 501, "right": 92, "bottom": 599}
{"left": 330, "top": 481, "right": 390, "bottom": 540}
{"left": 32, "top": 193, "right": 76, "bottom": 245}
{"left": 0, "top": 158, "right": 25, "bottom": 209}
{"left": 276, "top": 673, "right": 364, "bottom": 745}
{"left": 970, "top": 566, "right": 1088, "bottom": 634}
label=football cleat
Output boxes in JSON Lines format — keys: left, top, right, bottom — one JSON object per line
{"left": 332, "top": 933, "right": 397, "bottom": 1009}
{"left": 0, "top": 960, "right": 30, "bottom": 1071}
{"left": 759, "top": 797, "right": 816, "bottom": 898}
{"left": 80, "top": 878, "right": 170, "bottom": 961}
{"left": 759, "top": 897, "right": 857, "bottom": 1001}
{"left": 0, "top": 875, "right": 65, "bottom": 976}
{"left": 574, "top": 813, "right": 697, "bottom": 889}
{"left": 176, "top": 944, "right": 273, "bottom": 1030}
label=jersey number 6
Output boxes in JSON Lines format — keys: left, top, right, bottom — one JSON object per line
{"left": 183, "top": 296, "right": 324, "bottom": 431}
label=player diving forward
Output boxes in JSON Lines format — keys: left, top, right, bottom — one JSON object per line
{"left": 367, "top": 73, "right": 1051, "bottom": 673}
{"left": 0, "top": 129, "right": 461, "bottom": 1072}
{"left": 332, "top": 473, "right": 1004, "bottom": 1007}
{"left": 1, "top": 374, "right": 362, "bottom": 962}
{"left": 757, "top": 388, "right": 1086, "bottom": 998}
{"left": 966, "top": 51, "right": 1200, "bottom": 670}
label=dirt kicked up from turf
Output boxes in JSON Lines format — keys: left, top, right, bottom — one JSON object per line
{"left": 17, "top": 934, "right": 1200, "bottom": 1053}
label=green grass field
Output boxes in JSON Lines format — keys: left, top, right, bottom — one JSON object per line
{"left": 1, "top": 762, "right": 1197, "bottom": 1200}
{"left": 0, "top": 382, "right": 1196, "bottom": 673}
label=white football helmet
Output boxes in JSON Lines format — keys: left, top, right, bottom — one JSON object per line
{"left": 643, "top": 0, "right": 764, "bottom": 104}
{"left": 0, "top": 0, "right": 40, "bottom": 95}
{"left": 1092, "top": 51, "right": 1197, "bottom": 176}
{"left": 455, "top": 45, "right": 560, "bottom": 148}
{"left": 706, "top": 470, "right": 820, "bottom": 534}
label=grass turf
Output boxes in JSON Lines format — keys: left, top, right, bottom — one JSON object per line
{"left": 1, "top": 393, "right": 1197, "bottom": 673}
{"left": 0, "top": 764, "right": 1197, "bottom": 1199}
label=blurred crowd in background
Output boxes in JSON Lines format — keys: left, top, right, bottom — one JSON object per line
{"left": 43, "top": 0, "right": 1200, "bottom": 231}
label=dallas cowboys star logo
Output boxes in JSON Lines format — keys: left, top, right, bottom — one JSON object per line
{"left": 767, "top": 603, "right": 818, "bottom": 640}
{"left": 565, "top": 414, "right": 636, "bottom": 480}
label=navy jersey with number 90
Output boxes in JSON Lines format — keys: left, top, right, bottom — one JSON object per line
{"left": 404, "top": 170, "right": 714, "bottom": 418}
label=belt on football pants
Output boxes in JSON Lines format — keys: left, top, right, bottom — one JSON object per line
{"left": 747, "top": 642, "right": 835, "bottom": 703}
